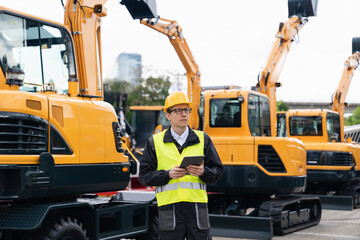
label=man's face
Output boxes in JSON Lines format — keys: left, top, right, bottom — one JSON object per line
{"left": 165, "top": 104, "right": 190, "bottom": 129}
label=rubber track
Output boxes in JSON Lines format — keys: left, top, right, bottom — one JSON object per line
{"left": 258, "top": 195, "right": 322, "bottom": 235}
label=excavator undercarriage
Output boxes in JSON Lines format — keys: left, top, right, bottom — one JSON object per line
{"left": 207, "top": 193, "right": 321, "bottom": 238}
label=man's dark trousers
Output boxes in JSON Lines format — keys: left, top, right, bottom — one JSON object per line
{"left": 158, "top": 202, "right": 212, "bottom": 240}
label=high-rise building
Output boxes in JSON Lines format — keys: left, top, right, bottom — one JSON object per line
{"left": 116, "top": 53, "right": 142, "bottom": 85}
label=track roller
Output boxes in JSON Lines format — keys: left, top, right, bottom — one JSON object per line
{"left": 259, "top": 195, "right": 321, "bottom": 235}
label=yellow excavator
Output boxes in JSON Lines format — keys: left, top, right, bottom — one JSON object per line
{"left": 0, "top": 0, "right": 167, "bottom": 239}
{"left": 277, "top": 37, "right": 360, "bottom": 209}
{"left": 0, "top": 0, "right": 132, "bottom": 200}
{"left": 125, "top": 0, "right": 321, "bottom": 237}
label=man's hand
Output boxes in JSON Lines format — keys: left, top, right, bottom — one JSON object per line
{"left": 169, "top": 165, "right": 187, "bottom": 179}
{"left": 186, "top": 164, "right": 204, "bottom": 177}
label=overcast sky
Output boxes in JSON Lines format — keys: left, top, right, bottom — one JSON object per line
{"left": 3, "top": 0, "right": 360, "bottom": 103}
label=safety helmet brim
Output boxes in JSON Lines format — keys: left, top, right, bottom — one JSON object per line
{"left": 164, "top": 92, "right": 192, "bottom": 112}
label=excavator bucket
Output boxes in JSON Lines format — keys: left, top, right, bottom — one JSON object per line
{"left": 121, "top": 0, "right": 158, "bottom": 20}
{"left": 288, "top": 0, "right": 318, "bottom": 18}
{"left": 352, "top": 37, "right": 360, "bottom": 53}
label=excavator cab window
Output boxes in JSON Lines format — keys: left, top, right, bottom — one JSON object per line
{"left": 131, "top": 110, "right": 170, "bottom": 149}
{"left": 289, "top": 116, "right": 322, "bottom": 136}
{"left": 198, "top": 93, "right": 205, "bottom": 131}
{"left": 131, "top": 110, "right": 156, "bottom": 149}
{"left": 326, "top": 112, "right": 341, "bottom": 142}
{"left": 248, "top": 94, "right": 270, "bottom": 136}
{"left": 277, "top": 113, "right": 287, "bottom": 137}
{"left": 210, "top": 98, "right": 241, "bottom": 128}
{"left": 0, "top": 12, "right": 76, "bottom": 94}
{"left": 158, "top": 111, "right": 170, "bottom": 129}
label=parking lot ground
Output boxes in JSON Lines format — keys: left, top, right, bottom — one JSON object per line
{"left": 214, "top": 208, "right": 360, "bottom": 240}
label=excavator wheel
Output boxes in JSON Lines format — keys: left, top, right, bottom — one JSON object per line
{"left": 41, "top": 216, "right": 89, "bottom": 240}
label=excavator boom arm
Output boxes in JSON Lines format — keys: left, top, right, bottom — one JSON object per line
{"left": 257, "top": 16, "right": 307, "bottom": 136}
{"left": 141, "top": 18, "right": 201, "bottom": 129}
{"left": 331, "top": 51, "right": 360, "bottom": 141}
{"left": 64, "top": 0, "right": 107, "bottom": 98}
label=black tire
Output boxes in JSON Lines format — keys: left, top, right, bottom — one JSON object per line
{"left": 42, "top": 216, "right": 89, "bottom": 240}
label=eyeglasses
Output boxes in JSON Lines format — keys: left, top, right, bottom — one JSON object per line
{"left": 169, "top": 108, "right": 192, "bottom": 115}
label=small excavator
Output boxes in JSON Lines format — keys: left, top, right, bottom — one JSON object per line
{"left": 0, "top": 0, "right": 163, "bottom": 239}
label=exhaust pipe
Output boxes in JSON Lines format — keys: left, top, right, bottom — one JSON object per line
{"left": 121, "top": 0, "right": 158, "bottom": 20}
{"left": 288, "top": 0, "right": 318, "bottom": 18}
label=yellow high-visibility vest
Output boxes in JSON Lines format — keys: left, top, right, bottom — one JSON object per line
{"left": 153, "top": 130, "right": 207, "bottom": 207}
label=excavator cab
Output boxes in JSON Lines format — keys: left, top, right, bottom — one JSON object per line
{"left": 0, "top": 7, "right": 130, "bottom": 201}
{"left": 121, "top": 0, "right": 158, "bottom": 20}
{"left": 0, "top": 12, "right": 74, "bottom": 93}
{"left": 204, "top": 89, "right": 306, "bottom": 194}
{"left": 279, "top": 110, "right": 340, "bottom": 142}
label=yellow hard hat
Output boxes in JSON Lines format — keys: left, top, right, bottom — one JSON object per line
{"left": 164, "top": 92, "right": 192, "bottom": 112}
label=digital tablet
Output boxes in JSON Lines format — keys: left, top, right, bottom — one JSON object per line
{"left": 179, "top": 155, "right": 205, "bottom": 169}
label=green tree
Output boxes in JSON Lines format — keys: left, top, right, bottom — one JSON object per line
{"left": 104, "top": 80, "right": 132, "bottom": 110}
{"left": 104, "top": 79, "right": 132, "bottom": 92}
{"left": 104, "top": 76, "right": 171, "bottom": 120}
{"left": 345, "top": 105, "right": 360, "bottom": 125}
{"left": 128, "top": 76, "right": 171, "bottom": 106}
{"left": 277, "top": 100, "right": 289, "bottom": 111}
{"left": 345, "top": 116, "right": 353, "bottom": 126}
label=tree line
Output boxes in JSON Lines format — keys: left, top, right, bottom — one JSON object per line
{"left": 104, "top": 76, "right": 171, "bottom": 120}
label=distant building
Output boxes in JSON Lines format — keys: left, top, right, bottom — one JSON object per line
{"left": 116, "top": 53, "right": 142, "bottom": 85}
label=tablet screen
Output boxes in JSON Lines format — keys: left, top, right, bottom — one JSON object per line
{"left": 179, "top": 155, "right": 205, "bottom": 168}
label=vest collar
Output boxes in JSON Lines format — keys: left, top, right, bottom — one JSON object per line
{"left": 163, "top": 126, "right": 200, "bottom": 147}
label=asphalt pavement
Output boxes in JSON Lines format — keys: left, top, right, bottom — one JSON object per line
{"left": 214, "top": 208, "right": 360, "bottom": 240}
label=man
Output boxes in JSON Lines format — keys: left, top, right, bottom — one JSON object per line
{"left": 139, "top": 91, "right": 224, "bottom": 240}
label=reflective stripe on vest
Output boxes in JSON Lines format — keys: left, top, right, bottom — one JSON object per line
{"left": 155, "top": 182, "right": 207, "bottom": 194}
{"left": 153, "top": 129, "right": 207, "bottom": 206}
